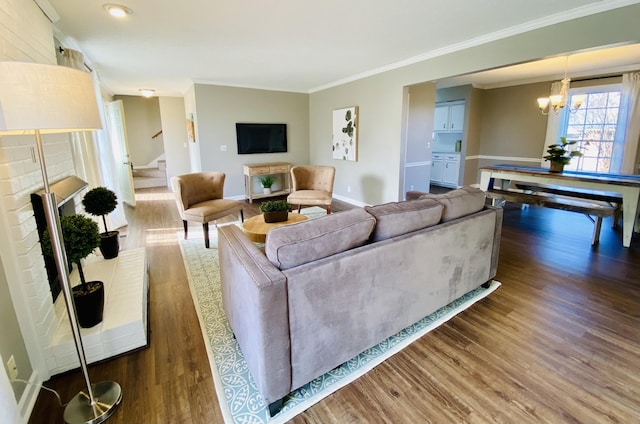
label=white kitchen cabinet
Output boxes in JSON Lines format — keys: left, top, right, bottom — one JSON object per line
{"left": 448, "top": 103, "right": 465, "bottom": 132}
{"left": 431, "top": 154, "right": 444, "bottom": 181}
{"left": 430, "top": 153, "right": 460, "bottom": 188}
{"left": 433, "top": 106, "right": 450, "bottom": 132}
{"left": 442, "top": 154, "right": 460, "bottom": 185}
{"left": 433, "top": 101, "right": 465, "bottom": 132}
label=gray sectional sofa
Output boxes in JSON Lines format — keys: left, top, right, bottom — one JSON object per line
{"left": 218, "top": 187, "right": 503, "bottom": 415}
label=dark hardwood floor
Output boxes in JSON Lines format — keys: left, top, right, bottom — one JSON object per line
{"left": 28, "top": 188, "right": 640, "bottom": 423}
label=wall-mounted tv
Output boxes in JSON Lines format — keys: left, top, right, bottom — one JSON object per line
{"left": 236, "top": 123, "right": 287, "bottom": 154}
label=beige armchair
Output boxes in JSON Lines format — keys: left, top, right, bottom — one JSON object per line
{"left": 171, "top": 172, "right": 244, "bottom": 248}
{"left": 287, "top": 165, "right": 335, "bottom": 214}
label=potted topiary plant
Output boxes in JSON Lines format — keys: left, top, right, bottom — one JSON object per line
{"left": 82, "top": 187, "right": 120, "bottom": 259}
{"left": 543, "top": 137, "right": 583, "bottom": 173}
{"left": 42, "top": 214, "right": 104, "bottom": 328}
{"left": 259, "top": 175, "right": 276, "bottom": 194}
{"left": 259, "top": 199, "right": 290, "bottom": 223}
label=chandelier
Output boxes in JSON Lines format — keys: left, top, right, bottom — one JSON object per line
{"left": 537, "top": 58, "right": 586, "bottom": 115}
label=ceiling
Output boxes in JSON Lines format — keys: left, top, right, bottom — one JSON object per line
{"left": 44, "top": 0, "right": 640, "bottom": 96}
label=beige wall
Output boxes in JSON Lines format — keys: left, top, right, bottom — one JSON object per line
{"left": 402, "top": 82, "right": 436, "bottom": 195}
{"left": 116, "top": 95, "right": 165, "bottom": 167}
{"left": 0, "top": 257, "right": 30, "bottom": 402}
{"left": 192, "top": 84, "right": 310, "bottom": 197}
{"left": 479, "top": 82, "right": 550, "bottom": 158}
{"left": 309, "top": 3, "right": 640, "bottom": 204}
{"left": 310, "top": 71, "right": 406, "bottom": 205}
{"left": 463, "top": 88, "right": 484, "bottom": 186}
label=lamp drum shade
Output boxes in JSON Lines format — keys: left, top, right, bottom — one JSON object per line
{"left": 0, "top": 61, "right": 102, "bottom": 135}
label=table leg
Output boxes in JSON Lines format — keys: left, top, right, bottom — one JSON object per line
{"left": 621, "top": 189, "right": 640, "bottom": 247}
{"left": 479, "top": 172, "right": 492, "bottom": 191}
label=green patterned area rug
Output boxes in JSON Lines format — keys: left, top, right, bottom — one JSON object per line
{"left": 178, "top": 214, "right": 501, "bottom": 423}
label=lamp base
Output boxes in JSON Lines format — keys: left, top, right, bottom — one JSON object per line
{"left": 63, "top": 381, "right": 122, "bottom": 424}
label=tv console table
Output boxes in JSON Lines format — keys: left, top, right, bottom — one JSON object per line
{"left": 243, "top": 162, "right": 292, "bottom": 203}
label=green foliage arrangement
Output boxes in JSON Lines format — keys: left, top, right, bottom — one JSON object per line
{"left": 41, "top": 214, "right": 100, "bottom": 293}
{"left": 259, "top": 200, "right": 290, "bottom": 213}
{"left": 258, "top": 175, "right": 276, "bottom": 188}
{"left": 82, "top": 187, "right": 118, "bottom": 233}
{"left": 543, "top": 137, "right": 583, "bottom": 166}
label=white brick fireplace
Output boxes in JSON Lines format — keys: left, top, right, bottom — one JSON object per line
{"left": 0, "top": 133, "right": 79, "bottom": 379}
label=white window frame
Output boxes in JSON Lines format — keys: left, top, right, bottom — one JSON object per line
{"left": 556, "top": 83, "right": 626, "bottom": 173}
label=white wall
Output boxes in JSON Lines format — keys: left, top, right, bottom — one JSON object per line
{"left": 159, "top": 96, "right": 191, "bottom": 183}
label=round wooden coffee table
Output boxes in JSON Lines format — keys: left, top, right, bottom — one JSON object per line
{"left": 242, "top": 213, "right": 308, "bottom": 243}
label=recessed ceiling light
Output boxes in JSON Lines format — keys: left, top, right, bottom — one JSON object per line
{"left": 138, "top": 89, "right": 156, "bottom": 98}
{"left": 103, "top": 4, "right": 132, "bottom": 18}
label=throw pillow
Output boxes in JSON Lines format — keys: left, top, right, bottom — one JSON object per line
{"left": 365, "top": 198, "right": 443, "bottom": 242}
{"left": 265, "top": 208, "right": 376, "bottom": 270}
{"left": 419, "top": 186, "right": 486, "bottom": 222}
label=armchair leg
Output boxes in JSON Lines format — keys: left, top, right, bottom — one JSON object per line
{"left": 326, "top": 205, "right": 331, "bottom": 214}
{"left": 203, "top": 222, "right": 210, "bottom": 248}
{"left": 182, "top": 220, "right": 188, "bottom": 239}
{"left": 239, "top": 209, "right": 244, "bottom": 223}
{"left": 297, "top": 204, "right": 301, "bottom": 213}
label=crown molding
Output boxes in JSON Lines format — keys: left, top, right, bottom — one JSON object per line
{"left": 309, "top": 0, "right": 640, "bottom": 93}
{"left": 33, "top": 0, "right": 59, "bottom": 23}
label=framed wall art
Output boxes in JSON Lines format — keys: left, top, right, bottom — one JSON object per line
{"left": 186, "top": 113, "right": 196, "bottom": 143}
{"left": 332, "top": 106, "right": 358, "bottom": 161}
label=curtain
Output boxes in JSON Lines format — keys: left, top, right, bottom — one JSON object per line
{"left": 540, "top": 109, "right": 562, "bottom": 168}
{"left": 620, "top": 72, "right": 640, "bottom": 174}
{"left": 59, "top": 49, "right": 128, "bottom": 229}
{"left": 60, "top": 48, "right": 85, "bottom": 71}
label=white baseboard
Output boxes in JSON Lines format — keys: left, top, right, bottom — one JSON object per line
{"left": 332, "top": 193, "right": 369, "bottom": 207}
{"left": 19, "top": 371, "right": 41, "bottom": 423}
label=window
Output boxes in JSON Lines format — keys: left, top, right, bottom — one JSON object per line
{"left": 558, "top": 84, "right": 625, "bottom": 173}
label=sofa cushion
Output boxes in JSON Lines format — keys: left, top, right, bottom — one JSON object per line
{"left": 265, "top": 208, "right": 376, "bottom": 270}
{"left": 419, "top": 186, "right": 486, "bottom": 222}
{"left": 364, "top": 199, "right": 443, "bottom": 242}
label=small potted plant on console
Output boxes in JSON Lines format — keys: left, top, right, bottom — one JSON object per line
{"left": 82, "top": 186, "right": 120, "bottom": 259}
{"left": 259, "top": 175, "right": 276, "bottom": 194}
{"left": 543, "top": 137, "right": 583, "bottom": 173}
{"left": 260, "top": 200, "right": 291, "bottom": 223}
{"left": 42, "top": 214, "right": 104, "bottom": 328}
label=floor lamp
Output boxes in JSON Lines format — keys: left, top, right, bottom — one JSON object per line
{"left": 0, "top": 62, "right": 122, "bottom": 424}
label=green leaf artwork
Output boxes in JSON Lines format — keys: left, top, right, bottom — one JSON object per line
{"left": 332, "top": 106, "right": 358, "bottom": 161}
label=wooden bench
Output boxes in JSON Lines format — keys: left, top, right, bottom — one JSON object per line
{"left": 515, "top": 182, "right": 623, "bottom": 227}
{"left": 487, "top": 188, "right": 617, "bottom": 245}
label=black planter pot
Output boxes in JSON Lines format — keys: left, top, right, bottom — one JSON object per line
{"left": 263, "top": 210, "right": 289, "bottom": 223}
{"left": 100, "top": 230, "right": 120, "bottom": 259}
{"left": 72, "top": 281, "right": 105, "bottom": 328}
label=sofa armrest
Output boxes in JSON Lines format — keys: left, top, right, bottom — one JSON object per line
{"left": 217, "top": 225, "right": 292, "bottom": 403}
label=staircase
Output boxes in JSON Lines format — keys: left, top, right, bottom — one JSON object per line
{"left": 132, "top": 160, "right": 167, "bottom": 189}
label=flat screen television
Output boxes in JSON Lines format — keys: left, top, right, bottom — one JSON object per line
{"left": 236, "top": 123, "right": 287, "bottom": 154}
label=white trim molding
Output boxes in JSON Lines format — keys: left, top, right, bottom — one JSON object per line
{"left": 465, "top": 155, "right": 541, "bottom": 163}
{"left": 405, "top": 161, "right": 432, "bottom": 167}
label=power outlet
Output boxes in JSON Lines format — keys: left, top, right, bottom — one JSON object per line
{"left": 347, "top": 185, "right": 351, "bottom": 193}
{"left": 7, "top": 355, "right": 18, "bottom": 381}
